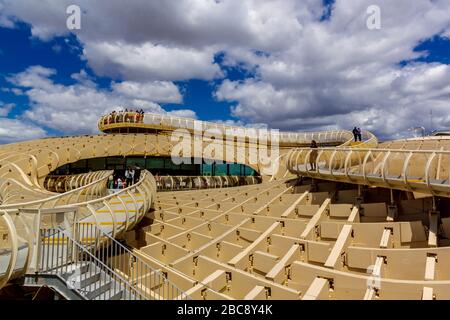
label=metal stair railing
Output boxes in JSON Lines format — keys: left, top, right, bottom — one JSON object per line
{"left": 39, "top": 227, "right": 146, "bottom": 300}
{"left": 74, "top": 222, "right": 191, "bottom": 300}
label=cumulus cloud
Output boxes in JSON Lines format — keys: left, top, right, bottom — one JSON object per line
{"left": 1, "top": 0, "right": 450, "bottom": 138}
{"left": 215, "top": 0, "right": 450, "bottom": 137}
{"left": 112, "top": 81, "right": 182, "bottom": 104}
{"left": 0, "top": 118, "right": 46, "bottom": 143}
{"left": 7, "top": 66, "right": 195, "bottom": 134}
{"left": 84, "top": 41, "right": 223, "bottom": 82}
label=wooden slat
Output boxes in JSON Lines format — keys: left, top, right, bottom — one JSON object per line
{"left": 265, "top": 244, "right": 300, "bottom": 282}
{"left": 228, "top": 222, "right": 280, "bottom": 269}
{"left": 422, "top": 287, "right": 434, "bottom": 300}
{"left": 281, "top": 191, "right": 309, "bottom": 217}
{"left": 428, "top": 213, "right": 438, "bottom": 247}
{"left": 302, "top": 277, "right": 329, "bottom": 300}
{"left": 379, "top": 229, "right": 391, "bottom": 249}
{"left": 300, "top": 198, "right": 331, "bottom": 239}
{"left": 324, "top": 224, "right": 352, "bottom": 268}
{"left": 347, "top": 206, "right": 359, "bottom": 222}
{"left": 424, "top": 255, "right": 436, "bottom": 281}
{"left": 244, "top": 285, "right": 266, "bottom": 300}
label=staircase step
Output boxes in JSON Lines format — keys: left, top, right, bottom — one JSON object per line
{"left": 60, "top": 263, "right": 90, "bottom": 279}
{"left": 79, "top": 271, "right": 101, "bottom": 288}
{"left": 94, "top": 287, "right": 124, "bottom": 300}
{"left": 81, "top": 279, "right": 112, "bottom": 299}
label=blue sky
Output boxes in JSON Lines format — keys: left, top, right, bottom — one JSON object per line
{"left": 0, "top": 0, "right": 449, "bottom": 142}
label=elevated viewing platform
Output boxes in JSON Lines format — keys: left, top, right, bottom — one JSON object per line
{"left": 98, "top": 111, "right": 361, "bottom": 148}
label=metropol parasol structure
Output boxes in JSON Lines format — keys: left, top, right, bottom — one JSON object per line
{"left": 0, "top": 111, "right": 449, "bottom": 300}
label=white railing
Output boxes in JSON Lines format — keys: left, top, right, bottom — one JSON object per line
{"left": 99, "top": 112, "right": 354, "bottom": 146}
{"left": 286, "top": 130, "right": 378, "bottom": 170}
{"left": 156, "top": 175, "right": 261, "bottom": 191}
{"left": 44, "top": 170, "right": 112, "bottom": 193}
{"left": 287, "top": 147, "right": 450, "bottom": 197}
{"left": 0, "top": 170, "right": 113, "bottom": 210}
{"left": 50, "top": 170, "right": 155, "bottom": 238}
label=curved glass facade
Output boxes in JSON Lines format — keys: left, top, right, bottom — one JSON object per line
{"left": 52, "top": 156, "right": 258, "bottom": 177}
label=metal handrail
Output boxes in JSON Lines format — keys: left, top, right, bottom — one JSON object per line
{"left": 36, "top": 222, "right": 190, "bottom": 299}
{"left": 40, "top": 227, "right": 145, "bottom": 300}
{"left": 74, "top": 222, "right": 190, "bottom": 300}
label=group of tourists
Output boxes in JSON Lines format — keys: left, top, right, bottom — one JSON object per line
{"left": 103, "top": 109, "right": 145, "bottom": 125}
{"left": 108, "top": 164, "right": 142, "bottom": 189}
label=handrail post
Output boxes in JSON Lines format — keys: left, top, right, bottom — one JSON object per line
{"left": 33, "top": 208, "right": 43, "bottom": 273}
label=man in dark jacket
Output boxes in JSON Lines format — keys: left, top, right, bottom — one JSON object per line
{"left": 352, "top": 127, "right": 358, "bottom": 142}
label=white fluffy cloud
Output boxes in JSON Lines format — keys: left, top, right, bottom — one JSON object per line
{"left": 1, "top": 0, "right": 450, "bottom": 138}
{"left": 111, "top": 81, "right": 182, "bottom": 104}
{"left": 8, "top": 66, "right": 195, "bottom": 134}
{"left": 84, "top": 41, "right": 222, "bottom": 81}
{"left": 0, "top": 118, "right": 46, "bottom": 143}
{"left": 215, "top": 0, "right": 450, "bottom": 138}
{"left": 0, "top": 101, "right": 45, "bottom": 144}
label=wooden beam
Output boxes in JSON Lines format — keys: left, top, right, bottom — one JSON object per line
{"left": 300, "top": 198, "right": 331, "bottom": 239}
{"left": 265, "top": 244, "right": 300, "bottom": 283}
{"left": 347, "top": 206, "right": 359, "bottom": 222}
{"left": 422, "top": 287, "right": 434, "bottom": 300}
{"left": 302, "top": 277, "right": 329, "bottom": 300}
{"left": 424, "top": 255, "right": 436, "bottom": 281}
{"left": 324, "top": 224, "right": 352, "bottom": 269}
{"left": 428, "top": 211, "right": 439, "bottom": 247}
{"left": 228, "top": 222, "right": 280, "bottom": 269}
{"left": 244, "top": 285, "right": 266, "bottom": 300}
{"left": 281, "top": 191, "right": 309, "bottom": 217}
{"left": 379, "top": 229, "right": 391, "bottom": 249}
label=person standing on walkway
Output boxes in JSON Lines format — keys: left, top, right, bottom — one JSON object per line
{"left": 130, "top": 167, "right": 135, "bottom": 185}
{"left": 357, "top": 128, "right": 362, "bottom": 141}
{"left": 108, "top": 174, "right": 114, "bottom": 189}
{"left": 309, "top": 140, "right": 318, "bottom": 171}
{"left": 352, "top": 127, "right": 359, "bottom": 142}
{"left": 125, "top": 167, "right": 133, "bottom": 187}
